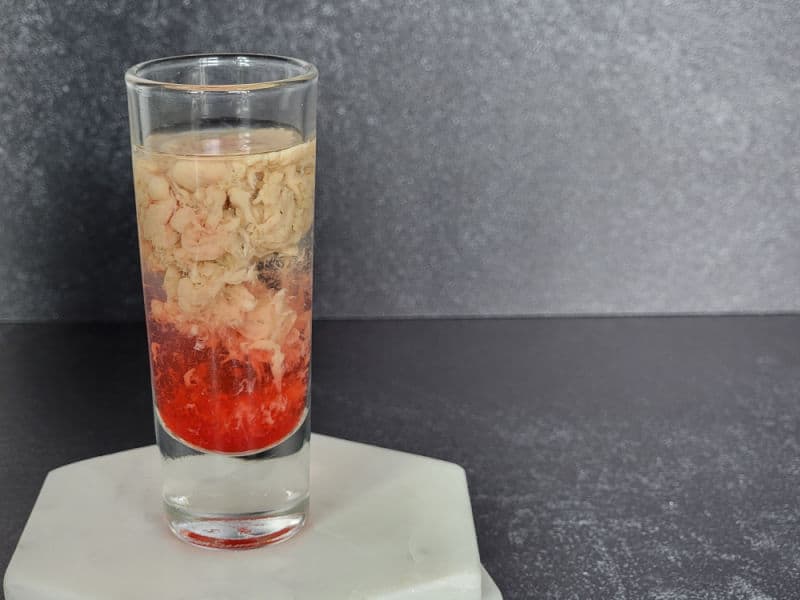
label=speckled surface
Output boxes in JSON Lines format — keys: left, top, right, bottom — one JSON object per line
{"left": 1, "top": 1, "right": 799, "bottom": 319}
{"left": 2, "top": 317, "right": 800, "bottom": 598}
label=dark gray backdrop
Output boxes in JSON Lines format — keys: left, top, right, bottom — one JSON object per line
{"left": 1, "top": 0, "right": 798, "bottom": 320}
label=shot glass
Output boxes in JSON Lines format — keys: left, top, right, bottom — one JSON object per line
{"left": 125, "top": 54, "right": 317, "bottom": 549}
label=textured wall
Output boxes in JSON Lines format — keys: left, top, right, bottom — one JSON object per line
{"left": 1, "top": 0, "right": 798, "bottom": 320}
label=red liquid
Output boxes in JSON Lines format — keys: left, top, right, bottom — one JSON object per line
{"left": 149, "top": 321, "right": 308, "bottom": 454}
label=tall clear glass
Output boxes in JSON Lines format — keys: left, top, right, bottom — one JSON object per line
{"left": 125, "top": 54, "right": 317, "bottom": 549}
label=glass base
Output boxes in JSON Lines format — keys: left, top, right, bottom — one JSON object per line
{"left": 156, "top": 408, "right": 311, "bottom": 550}
{"left": 165, "top": 496, "right": 308, "bottom": 549}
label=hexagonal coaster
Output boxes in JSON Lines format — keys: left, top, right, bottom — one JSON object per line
{"left": 4, "top": 434, "right": 501, "bottom": 599}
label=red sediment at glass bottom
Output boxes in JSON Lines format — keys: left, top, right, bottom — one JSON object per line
{"left": 149, "top": 322, "right": 308, "bottom": 454}
{"left": 181, "top": 524, "right": 300, "bottom": 549}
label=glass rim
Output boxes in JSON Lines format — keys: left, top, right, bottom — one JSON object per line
{"left": 125, "top": 53, "right": 318, "bottom": 92}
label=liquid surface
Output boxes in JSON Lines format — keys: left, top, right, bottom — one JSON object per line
{"left": 133, "top": 126, "right": 315, "bottom": 454}
{"left": 145, "top": 126, "right": 303, "bottom": 156}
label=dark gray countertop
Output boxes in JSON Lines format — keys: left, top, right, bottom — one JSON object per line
{"left": 2, "top": 317, "right": 799, "bottom": 599}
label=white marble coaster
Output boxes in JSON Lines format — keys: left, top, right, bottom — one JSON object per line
{"left": 4, "top": 434, "right": 502, "bottom": 599}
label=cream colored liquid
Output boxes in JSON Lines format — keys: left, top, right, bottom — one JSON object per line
{"left": 132, "top": 126, "right": 315, "bottom": 456}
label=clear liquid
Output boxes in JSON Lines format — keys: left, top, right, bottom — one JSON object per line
{"left": 133, "top": 126, "right": 315, "bottom": 547}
